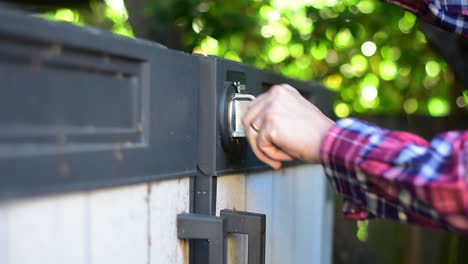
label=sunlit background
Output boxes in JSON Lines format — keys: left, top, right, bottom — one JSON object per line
{"left": 41, "top": 0, "right": 465, "bottom": 120}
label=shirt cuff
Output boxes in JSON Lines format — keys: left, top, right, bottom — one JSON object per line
{"left": 319, "top": 118, "right": 387, "bottom": 220}
{"left": 320, "top": 117, "right": 386, "bottom": 170}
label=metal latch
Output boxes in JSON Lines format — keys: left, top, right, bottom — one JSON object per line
{"left": 229, "top": 93, "right": 255, "bottom": 137}
{"left": 229, "top": 82, "right": 255, "bottom": 138}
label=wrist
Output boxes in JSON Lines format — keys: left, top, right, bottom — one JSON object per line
{"left": 306, "top": 118, "right": 335, "bottom": 164}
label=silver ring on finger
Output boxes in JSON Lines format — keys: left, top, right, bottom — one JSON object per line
{"left": 250, "top": 122, "right": 260, "bottom": 132}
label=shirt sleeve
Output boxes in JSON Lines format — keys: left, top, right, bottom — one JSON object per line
{"left": 320, "top": 118, "right": 468, "bottom": 233}
{"left": 382, "top": 0, "right": 468, "bottom": 36}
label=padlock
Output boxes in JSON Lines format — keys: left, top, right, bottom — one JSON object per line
{"left": 228, "top": 92, "right": 256, "bottom": 138}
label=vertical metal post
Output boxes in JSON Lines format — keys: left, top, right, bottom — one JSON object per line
{"left": 190, "top": 171, "right": 218, "bottom": 263}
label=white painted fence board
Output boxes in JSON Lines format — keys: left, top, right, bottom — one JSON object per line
{"left": 1, "top": 194, "right": 88, "bottom": 264}
{"left": 0, "top": 204, "right": 8, "bottom": 264}
{"left": 216, "top": 173, "right": 246, "bottom": 214}
{"left": 0, "top": 165, "right": 331, "bottom": 264}
{"left": 88, "top": 184, "right": 148, "bottom": 264}
{"left": 220, "top": 164, "right": 333, "bottom": 264}
{"left": 294, "top": 165, "right": 329, "bottom": 264}
{"left": 245, "top": 171, "right": 274, "bottom": 216}
{"left": 321, "top": 191, "right": 334, "bottom": 264}
{"left": 271, "top": 168, "right": 297, "bottom": 263}
{"left": 149, "top": 178, "right": 190, "bottom": 264}
{"left": 245, "top": 170, "right": 274, "bottom": 264}
{"left": 217, "top": 174, "right": 247, "bottom": 264}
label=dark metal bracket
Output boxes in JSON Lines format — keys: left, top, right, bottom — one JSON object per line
{"left": 177, "top": 213, "right": 226, "bottom": 264}
{"left": 177, "top": 210, "right": 266, "bottom": 264}
{"left": 221, "top": 209, "right": 266, "bottom": 264}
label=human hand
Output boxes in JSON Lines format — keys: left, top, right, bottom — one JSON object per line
{"left": 242, "top": 84, "right": 334, "bottom": 169}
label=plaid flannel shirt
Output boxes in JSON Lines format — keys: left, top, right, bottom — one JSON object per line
{"left": 383, "top": 0, "right": 468, "bottom": 35}
{"left": 319, "top": 0, "right": 468, "bottom": 232}
{"left": 320, "top": 118, "right": 468, "bottom": 232}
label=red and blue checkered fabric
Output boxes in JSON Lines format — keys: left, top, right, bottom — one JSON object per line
{"left": 320, "top": 118, "right": 468, "bottom": 232}
{"left": 384, "top": 0, "right": 468, "bottom": 36}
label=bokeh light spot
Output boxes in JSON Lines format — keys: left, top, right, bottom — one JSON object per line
{"left": 359, "top": 95, "right": 379, "bottom": 108}
{"left": 106, "top": 0, "right": 128, "bottom": 18}
{"left": 261, "top": 25, "right": 275, "bottom": 38}
{"left": 340, "top": 64, "right": 355, "bottom": 78}
{"left": 334, "top": 28, "right": 354, "bottom": 48}
{"left": 260, "top": 5, "right": 281, "bottom": 22}
{"left": 269, "top": 45, "right": 289, "bottom": 62}
{"left": 324, "top": 74, "right": 343, "bottom": 90}
{"left": 268, "top": 10, "right": 281, "bottom": 22}
{"left": 403, "top": 98, "right": 418, "bottom": 113}
{"left": 290, "top": 43, "right": 304, "bottom": 58}
{"left": 357, "top": 0, "right": 375, "bottom": 14}
{"left": 398, "top": 11, "right": 416, "bottom": 33}
{"left": 326, "top": 50, "right": 339, "bottom": 65}
{"left": 456, "top": 96, "right": 466, "bottom": 108}
{"left": 381, "top": 46, "right": 401, "bottom": 60}
{"left": 361, "top": 73, "right": 380, "bottom": 88}
{"left": 325, "top": 0, "right": 339, "bottom": 7}
{"left": 291, "top": 14, "right": 314, "bottom": 35}
{"left": 273, "top": 23, "right": 292, "bottom": 44}
{"left": 351, "top": 54, "right": 368, "bottom": 74}
{"left": 425, "top": 61, "right": 441, "bottom": 77}
{"left": 361, "top": 41, "right": 376, "bottom": 57}
{"left": 361, "top": 85, "right": 378, "bottom": 101}
{"left": 310, "top": 42, "right": 328, "bottom": 60}
{"left": 200, "top": 36, "right": 219, "bottom": 54}
{"left": 379, "top": 60, "right": 398, "bottom": 80}
{"left": 192, "top": 17, "right": 203, "bottom": 33}
{"left": 423, "top": 76, "right": 440, "bottom": 88}
{"left": 428, "top": 97, "right": 450, "bottom": 116}
{"left": 334, "top": 102, "right": 351, "bottom": 118}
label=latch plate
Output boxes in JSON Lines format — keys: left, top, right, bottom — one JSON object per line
{"left": 229, "top": 93, "right": 256, "bottom": 138}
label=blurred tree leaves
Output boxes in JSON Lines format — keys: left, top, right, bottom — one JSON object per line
{"left": 124, "top": 0, "right": 462, "bottom": 117}
{"left": 41, "top": 0, "right": 134, "bottom": 37}
{"left": 41, "top": 0, "right": 465, "bottom": 117}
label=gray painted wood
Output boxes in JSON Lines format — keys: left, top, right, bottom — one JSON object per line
{"left": 0, "top": 7, "right": 199, "bottom": 198}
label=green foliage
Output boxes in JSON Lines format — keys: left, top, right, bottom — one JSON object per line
{"left": 41, "top": 0, "right": 134, "bottom": 38}
{"left": 141, "top": 0, "right": 459, "bottom": 116}
{"left": 42, "top": 0, "right": 463, "bottom": 117}
{"left": 356, "top": 220, "right": 369, "bottom": 242}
